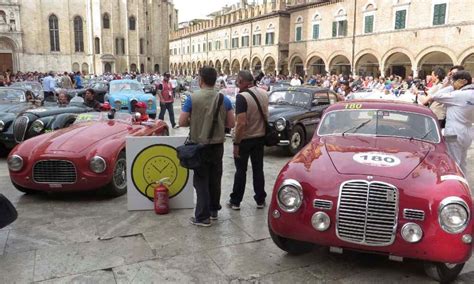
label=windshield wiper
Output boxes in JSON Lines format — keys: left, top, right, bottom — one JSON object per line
{"left": 276, "top": 100, "right": 290, "bottom": 105}
{"left": 342, "top": 119, "right": 373, "bottom": 136}
{"left": 411, "top": 128, "right": 433, "bottom": 141}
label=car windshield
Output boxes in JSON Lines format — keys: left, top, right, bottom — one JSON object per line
{"left": 269, "top": 90, "right": 310, "bottom": 107}
{"left": 0, "top": 89, "right": 25, "bottom": 102}
{"left": 11, "top": 83, "right": 42, "bottom": 94}
{"left": 318, "top": 109, "right": 439, "bottom": 143}
{"left": 73, "top": 112, "right": 132, "bottom": 125}
{"left": 110, "top": 82, "right": 142, "bottom": 93}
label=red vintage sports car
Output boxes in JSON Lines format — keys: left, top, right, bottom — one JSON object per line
{"left": 268, "top": 100, "right": 472, "bottom": 283}
{"left": 8, "top": 112, "right": 168, "bottom": 197}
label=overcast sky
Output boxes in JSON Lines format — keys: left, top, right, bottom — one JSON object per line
{"left": 173, "top": 0, "right": 252, "bottom": 22}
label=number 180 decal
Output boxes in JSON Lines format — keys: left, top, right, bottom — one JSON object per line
{"left": 353, "top": 152, "right": 401, "bottom": 167}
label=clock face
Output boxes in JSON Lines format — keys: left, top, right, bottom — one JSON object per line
{"left": 131, "top": 144, "right": 189, "bottom": 201}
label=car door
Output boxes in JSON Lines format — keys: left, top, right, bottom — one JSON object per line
{"left": 305, "top": 92, "right": 331, "bottom": 138}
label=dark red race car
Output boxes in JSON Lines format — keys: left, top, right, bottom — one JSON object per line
{"left": 8, "top": 112, "right": 168, "bottom": 197}
{"left": 268, "top": 100, "right": 473, "bottom": 283}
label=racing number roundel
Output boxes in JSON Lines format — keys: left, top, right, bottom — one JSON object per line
{"left": 131, "top": 144, "right": 189, "bottom": 201}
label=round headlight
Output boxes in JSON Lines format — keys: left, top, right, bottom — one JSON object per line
{"left": 8, "top": 155, "right": 23, "bottom": 172}
{"left": 31, "top": 120, "right": 44, "bottom": 133}
{"left": 312, "top": 212, "right": 331, "bottom": 231}
{"left": 275, "top": 118, "right": 286, "bottom": 132}
{"left": 277, "top": 179, "right": 303, "bottom": 213}
{"left": 439, "top": 197, "right": 469, "bottom": 234}
{"left": 0, "top": 120, "right": 4, "bottom": 131}
{"left": 114, "top": 100, "right": 122, "bottom": 109}
{"left": 90, "top": 156, "right": 107, "bottom": 173}
{"left": 401, "top": 223, "right": 423, "bottom": 243}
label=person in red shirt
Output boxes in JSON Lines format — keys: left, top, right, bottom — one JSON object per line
{"left": 135, "top": 102, "right": 150, "bottom": 122}
{"left": 157, "top": 73, "right": 178, "bottom": 128}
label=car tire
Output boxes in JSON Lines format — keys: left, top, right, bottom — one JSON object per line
{"left": 288, "top": 125, "right": 305, "bottom": 156}
{"left": 268, "top": 222, "right": 314, "bottom": 255}
{"left": 103, "top": 152, "right": 127, "bottom": 197}
{"left": 11, "top": 181, "right": 37, "bottom": 195}
{"left": 424, "top": 261, "right": 465, "bottom": 283}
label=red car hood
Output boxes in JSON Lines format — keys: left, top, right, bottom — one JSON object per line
{"left": 40, "top": 122, "right": 130, "bottom": 154}
{"left": 322, "top": 136, "right": 434, "bottom": 180}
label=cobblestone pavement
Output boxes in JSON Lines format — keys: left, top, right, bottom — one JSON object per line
{"left": 0, "top": 113, "right": 473, "bottom": 283}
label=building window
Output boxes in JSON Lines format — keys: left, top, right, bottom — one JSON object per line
{"left": 187, "top": 46, "right": 190, "bottom": 53}
{"left": 312, "top": 24, "right": 320, "bottom": 39}
{"left": 129, "top": 16, "right": 136, "bottom": 30}
{"left": 295, "top": 26, "right": 302, "bottom": 41}
{"left": 48, "top": 14, "right": 60, "bottom": 52}
{"left": 433, "top": 3, "right": 447, "bottom": 25}
{"left": 232, "top": 37, "right": 239, "bottom": 48}
{"left": 241, "top": 36, "right": 249, "bottom": 47}
{"left": 102, "top": 13, "right": 110, "bottom": 29}
{"left": 332, "top": 20, "right": 348, "bottom": 37}
{"left": 253, "top": 34, "right": 261, "bottom": 46}
{"left": 224, "top": 39, "right": 228, "bottom": 49}
{"left": 394, "top": 9, "right": 407, "bottom": 30}
{"left": 203, "top": 43, "right": 206, "bottom": 52}
{"left": 73, "top": 16, "right": 84, "bottom": 52}
{"left": 364, "top": 15, "right": 374, "bottom": 34}
{"left": 265, "top": 32, "right": 275, "bottom": 45}
{"left": 140, "top": 38, "right": 144, "bottom": 54}
{"left": 115, "top": 38, "right": 120, "bottom": 54}
{"left": 198, "top": 44, "right": 201, "bottom": 52}
{"left": 208, "top": 42, "right": 212, "bottom": 51}
{"left": 95, "top": 37, "right": 100, "bottom": 54}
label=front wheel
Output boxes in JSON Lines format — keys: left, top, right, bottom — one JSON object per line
{"left": 424, "top": 261, "right": 464, "bottom": 283}
{"left": 103, "top": 152, "right": 127, "bottom": 197}
{"left": 287, "top": 125, "right": 305, "bottom": 156}
{"left": 268, "top": 222, "right": 314, "bottom": 255}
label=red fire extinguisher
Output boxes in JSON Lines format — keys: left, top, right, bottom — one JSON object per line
{"left": 154, "top": 178, "right": 171, "bottom": 215}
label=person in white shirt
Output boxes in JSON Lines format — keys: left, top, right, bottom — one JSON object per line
{"left": 419, "top": 71, "right": 474, "bottom": 174}
{"left": 290, "top": 75, "right": 302, "bottom": 86}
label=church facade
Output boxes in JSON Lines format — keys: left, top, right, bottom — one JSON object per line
{"left": 0, "top": 0, "right": 177, "bottom": 74}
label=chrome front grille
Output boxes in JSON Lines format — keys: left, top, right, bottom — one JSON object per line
{"left": 336, "top": 180, "right": 398, "bottom": 246}
{"left": 314, "top": 199, "right": 333, "bottom": 210}
{"left": 403, "top": 209, "right": 425, "bottom": 221}
{"left": 33, "top": 160, "right": 77, "bottom": 184}
{"left": 13, "top": 116, "right": 29, "bottom": 143}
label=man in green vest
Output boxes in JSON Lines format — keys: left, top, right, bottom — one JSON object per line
{"left": 179, "top": 67, "right": 235, "bottom": 226}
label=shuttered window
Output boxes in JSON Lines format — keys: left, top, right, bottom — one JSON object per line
{"left": 295, "top": 26, "right": 302, "bottom": 41}
{"left": 433, "top": 3, "right": 447, "bottom": 25}
{"left": 364, "top": 15, "right": 374, "bottom": 34}
{"left": 312, "top": 24, "right": 320, "bottom": 40}
{"left": 395, "top": 10, "right": 407, "bottom": 30}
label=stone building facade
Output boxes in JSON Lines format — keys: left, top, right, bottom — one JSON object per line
{"left": 0, "top": 0, "right": 177, "bottom": 74}
{"left": 170, "top": 0, "right": 474, "bottom": 78}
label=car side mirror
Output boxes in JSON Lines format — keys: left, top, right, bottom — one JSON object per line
{"left": 133, "top": 112, "right": 141, "bottom": 121}
{"left": 312, "top": 99, "right": 319, "bottom": 106}
{"left": 0, "top": 194, "right": 17, "bottom": 229}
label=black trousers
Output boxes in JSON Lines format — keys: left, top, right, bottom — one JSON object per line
{"left": 158, "top": 102, "right": 176, "bottom": 127}
{"left": 193, "top": 143, "right": 224, "bottom": 221}
{"left": 230, "top": 137, "right": 266, "bottom": 206}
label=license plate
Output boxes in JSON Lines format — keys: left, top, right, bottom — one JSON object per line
{"left": 49, "top": 184, "right": 63, "bottom": 189}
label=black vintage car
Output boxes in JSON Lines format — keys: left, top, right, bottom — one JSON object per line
{"left": 268, "top": 86, "right": 342, "bottom": 155}
{"left": 66, "top": 81, "right": 109, "bottom": 103}
{"left": 0, "top": 101, "right": 98, "bottom": 154}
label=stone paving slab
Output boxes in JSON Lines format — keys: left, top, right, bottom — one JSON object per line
{"left": 0, "top": 230, "right": 8, "bottom": 255}
{"left": 33, "top": 235, "right": 154, "bottom": 282}
{"left": 37, "top": 270, "right": 116, "bottom": 284}
{"left": 143, "top": 219, "right": 254, "bottom": 258}
{"left": 6, "top": 216, "right": 100, "bottom": 254}
{"left": 207, "top": 239, "right": 320, "bottom": 280}
{"left": 0, "top": 250, "right": 35, "bottom": 283}
{"left": 112, "top": 253, "right": 228, "bottom": 283}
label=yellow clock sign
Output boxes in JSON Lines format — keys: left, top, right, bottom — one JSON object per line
{"left": 131, "top": 144, "right": 189, "bottom": 201}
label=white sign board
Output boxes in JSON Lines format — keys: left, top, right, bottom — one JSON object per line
{"left": 126, "top": 136, "right": 194, "bottom": 211}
